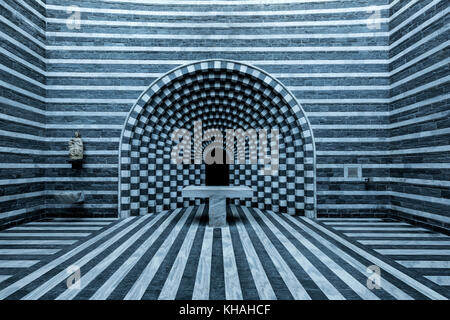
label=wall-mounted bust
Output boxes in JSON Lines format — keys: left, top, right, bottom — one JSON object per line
{"left": 69, "top": 131, "right": 84, "bottom": 161}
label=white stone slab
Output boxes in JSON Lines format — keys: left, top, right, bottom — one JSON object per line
{"left": 182, "top": 186, "right": 253, "bottom": 228}
{"left": 182, "top": 186, "right": 253, "bottom": 199}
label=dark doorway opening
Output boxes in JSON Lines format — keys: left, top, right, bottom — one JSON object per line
{"left": 205, "top": 164, "right": 230, "bottom": 186}
{"left": 205, "top": 148, "right": 230, "bottom": 186}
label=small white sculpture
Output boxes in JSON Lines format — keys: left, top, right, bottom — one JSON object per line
{"left": 69, "top": 131, "right": 84, "bottom": 161}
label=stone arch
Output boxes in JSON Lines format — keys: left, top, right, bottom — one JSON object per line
{"left": 119, "top": 59, "right": 316, "bottom": 218}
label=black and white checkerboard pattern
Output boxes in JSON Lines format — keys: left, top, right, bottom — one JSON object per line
{"left": 120, "top": 60, "right": 316, "bottom": 218}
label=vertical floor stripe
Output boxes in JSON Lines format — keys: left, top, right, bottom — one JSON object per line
{"left": 240, "top": 207, "right": 310, "bottom": 300}
{"left": 221, "top": 226, "right": 243, "bottom": 300}
{"left": 251, "top": 209, "right": 345, "bottom": 300}
{"left": 209, "top": 228, "right": 225, "bottom": 300}
{"left": 227, "top": 207, "right": 259, "bottom": 300}
{"left": 192, "top": 226, "right": 214, "bottom": 300}
{"left": 158, "top": 206, "right": 206, "bottom": 300}
{"left": 175, "top": 206, "right": 209, "bottom": 300}
{"left": 124, "top": 207, "right": 196, "bottom": 300}
{"left": 230, "top": 206, "right": 277, "bottom": 300}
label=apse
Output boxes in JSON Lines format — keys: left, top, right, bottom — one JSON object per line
{"left": 119, "top": 60, "right": 316, "bottom": 218}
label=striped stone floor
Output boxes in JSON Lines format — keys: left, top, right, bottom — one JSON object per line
{"left": 321, "top": 218, "right": 450, "bottom": 292}
{"left": 0, "top": 207, "right": 448, "bottom": 300}
{"left": 0, "top": 218, "right": 116, "bottom": 287}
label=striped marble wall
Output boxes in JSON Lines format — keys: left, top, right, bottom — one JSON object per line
{"left": 388, "top": 0, "right": 449, "bottom": 230}
{"left": 42, "top": 0, "right": 393, "bottom": 218}
{"left": 0, "top": 0, "right": 47, "bottom": 227}
{"left": 0, "top": 0, "right": 448, "bottom": 230}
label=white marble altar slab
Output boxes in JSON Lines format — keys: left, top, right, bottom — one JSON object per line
{"left": 182, "top": 186, "right": 253, "bottom": 199}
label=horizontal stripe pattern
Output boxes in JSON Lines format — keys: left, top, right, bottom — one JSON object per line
{"left": 388, "top": 0, "right": 450, "bottom": 228}
{"left": 323, "top": 218, "right": 450, "bottom": 291}
{"left": 0, "top": 218, "right": 114, "bottom": 288}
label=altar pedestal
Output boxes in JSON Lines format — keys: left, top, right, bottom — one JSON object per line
{"left": 182, "top": 186, "right": 253, "bottom": 227}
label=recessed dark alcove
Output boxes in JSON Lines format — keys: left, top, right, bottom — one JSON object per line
{"left": 205, "top": 148, "right": 229, "bottom": 186}
{"left": 205, "top": 163, "right": 230, "bottom": 186}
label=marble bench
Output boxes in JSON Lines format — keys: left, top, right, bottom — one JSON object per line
{"left": 182, "top": 186, "right": 253, "bottom": 227}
